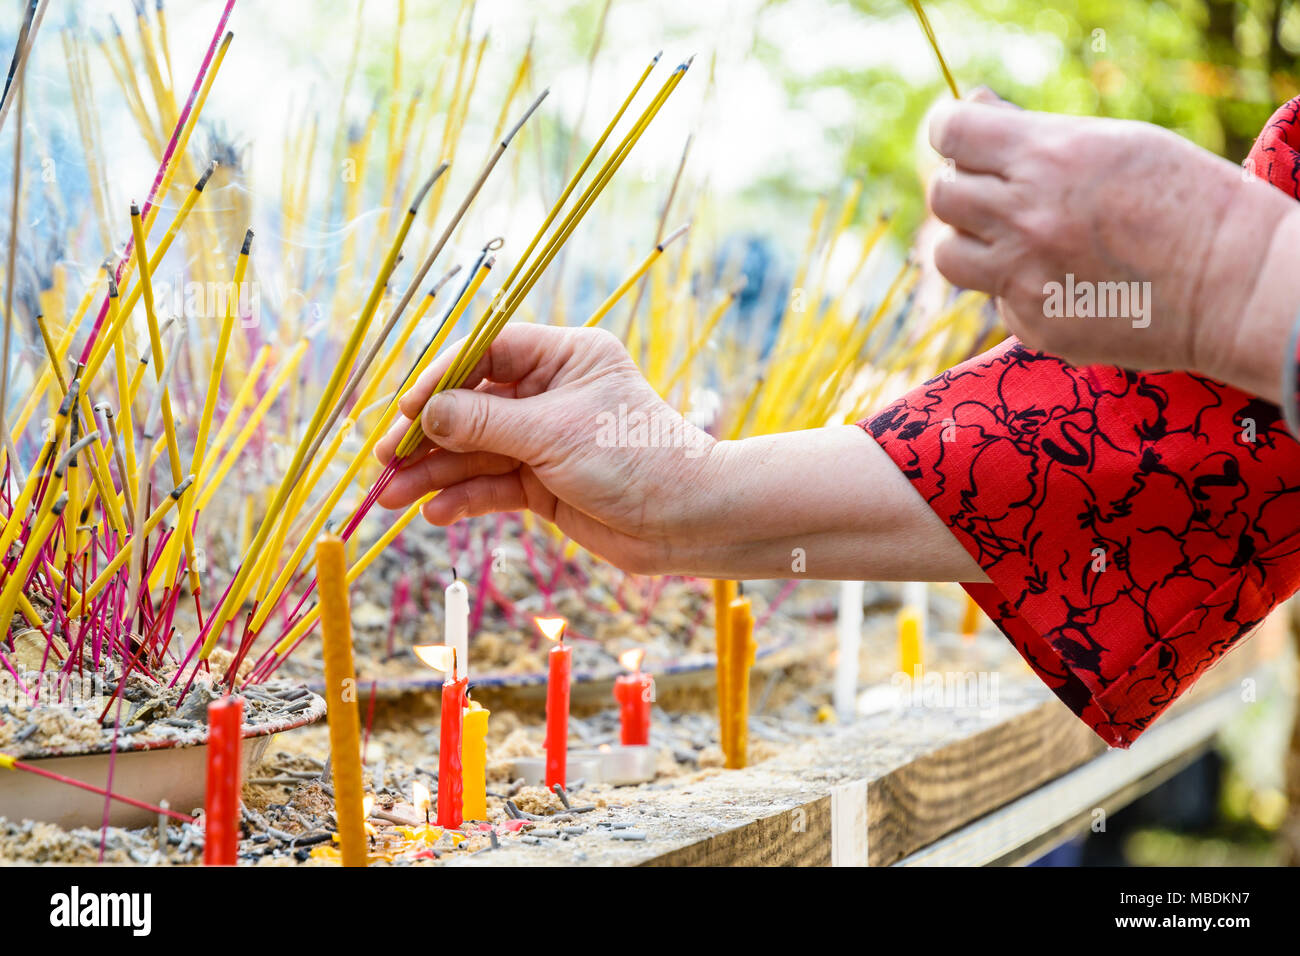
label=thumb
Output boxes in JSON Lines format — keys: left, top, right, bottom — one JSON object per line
{"left": 420, "top": 388, "right": 551, "bottom": 460}
{"left": 967, "top": 85, "right": 1020, "bottom": 109}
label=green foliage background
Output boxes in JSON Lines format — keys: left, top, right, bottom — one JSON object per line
{"left": 779, "top": 0, "right": 1300, "bottom": 230}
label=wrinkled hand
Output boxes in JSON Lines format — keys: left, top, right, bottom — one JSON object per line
{"left": 925, "top": 88, "right": 1300, "bottom": 392}
{"left": 375, "top": 324, "right": 716, "bottom": 575}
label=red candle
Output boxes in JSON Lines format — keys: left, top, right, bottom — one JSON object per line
{"left": 437, "top": 673, "right": 468, "bottom": 829}
{"left": 203, "top": 695, "right": 243, "bottom": 866}
{"left": 536, "top": 617, "right": 571, "bottom": 789}
{"left": 614, "top": 648, "right": 653, "bottom": 746}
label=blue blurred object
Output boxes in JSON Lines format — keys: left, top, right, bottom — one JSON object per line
{"left": 1029, "top": 838, "right": 1084, "bottom": 867}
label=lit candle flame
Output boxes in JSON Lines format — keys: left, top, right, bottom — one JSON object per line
{"left": 412, "top": 781, "right": 431, "bottom": 820}
{"left": 413, "top": 643, "right": 457, "bottom": 675}
{"left": 619, "top": 647, "right": 645, "bottom": 672}
{"left": 362, "top": 795, "right": 376, "bottom": 837}
{"left": 534, "top": 616, "right": 567, "bottom": 643}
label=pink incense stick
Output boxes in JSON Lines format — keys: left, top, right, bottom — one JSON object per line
{"left": 77, "top": 0, "right": 239, "bottom": 363}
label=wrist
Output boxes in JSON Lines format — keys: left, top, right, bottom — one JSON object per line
{"left": 1195, "top": 194, "right": 1300, "bottom": 404}
{"left": 655, "top": 426, "right": 889, "bottom": 577}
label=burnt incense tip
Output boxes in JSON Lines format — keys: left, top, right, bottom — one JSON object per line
{"left": 452, "top": 566, "right": 458, "bottom": 581}
{"left": 130, "top": 201, "right": 141, "bottom": 217}
{"left": 51, "top": 495, "right": 69, "bottom": 517}
{"left": 502, "top": 89, "right": 549, "bottom": 147}
{"left": 241, "top": 229, "right": 254, "bottom": 254}
{"left": 484, "top": 236, "right": 505, "bottom": 253}
{"left": 171, "top": 475, "right": 195, "bottom": 499}
{"left": 657, "top": 222, "right": 691, "bottom": 252}
{"left": 106, "top": 271, "right": 119, "bottom": 297}
{"left": 429, "top": 264, "right": 462, "bottom": 296}
{"left": 109, "top": 14, "right": 122, "bottom": 36}
{"left": 409, "top": 165, "right": 446, "bottom": 213}
{"left": 196, "top": 161, "right": 217, "bottom": 190}
{"left": 653, "top": 50, "right": 663, "bottom": 63}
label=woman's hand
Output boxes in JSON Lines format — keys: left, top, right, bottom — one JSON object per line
{"left": 925, "top": 90, "right": 1300, "bottom": 402}
{"left": 375, "top": 324, "right": 717, "bottom": 575}
{"left": 375, "top": 323, "right": 986, "bottom": 582}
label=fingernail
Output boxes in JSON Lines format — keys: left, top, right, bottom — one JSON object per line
{"left": 424, "top": 392, "right": 453, "bottom": 437}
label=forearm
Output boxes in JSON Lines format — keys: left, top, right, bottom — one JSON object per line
{"left": 664, "top": 425, "right": 989, "bottom": 582}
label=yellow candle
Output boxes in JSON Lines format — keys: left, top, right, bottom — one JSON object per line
{"left": 898, "top": 606, "right": 924, "bottom": 678}
{"left": 725, "top": 595, "right": 756, "bottom": 770}
{"left": 316, "top": 534, "right": 368, "bottom": 867}
{"left": 712, "top": 579, "right": 736, "bottom": 759}
{"left": 461, "top": 700, "right": 490, "bottom": 822}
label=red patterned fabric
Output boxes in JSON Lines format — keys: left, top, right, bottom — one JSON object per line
{"left": 860, "top": 98, "right": 1300, "bottom": 747}
{"left": 1252, "top": 97, "right": 1300, "bottom": 439}
{"left": 1248, "top": 97, "right": 1300, "bottom": 198}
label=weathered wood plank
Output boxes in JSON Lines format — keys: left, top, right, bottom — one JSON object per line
{"left": 448, "top": 615, "right": 1281, "bottom": 867}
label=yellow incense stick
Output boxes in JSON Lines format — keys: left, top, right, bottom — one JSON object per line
{"left": 584, "top": 223, "right": 689, "bottom": 329}
{"left": 65, "top": 477, "right": 192, "bottom": 618}
{"left": 907, "top": 0, "right": 960, "bottom": 99}
{"left": 0, "top": 495, "right": 67, "bottom": 636}
{"left": 273, "top": 494, "right": 434, "bottom": 656}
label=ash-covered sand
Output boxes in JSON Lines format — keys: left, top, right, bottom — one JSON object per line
{"left": 270, "top": 527, "right": 834, "bottom": 687}
{"left": 0, "top": 656, "right": 321, "bottom": 760}
{"left": 0, "top": 582, "right": 1025, "bottom": 865}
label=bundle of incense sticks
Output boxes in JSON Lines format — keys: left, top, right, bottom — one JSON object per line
{"left": 0, "top": 0, "right": 695, "bottom": 704}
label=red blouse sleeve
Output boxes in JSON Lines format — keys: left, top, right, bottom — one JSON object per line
{"left": 861, "top": 345, "right": 1300, "bottom": 747}
{"left": 857, "top": 96, "right": 1300, "bottom": 748}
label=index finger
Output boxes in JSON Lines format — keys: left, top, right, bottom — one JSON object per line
{"left": 374, "top": 323, "right": 569, "bottom": 464}
{"left": 395, "top": 321, "right": 567, "bottom": 421}
{"left": 928, "top": 99, "right": 1029, "bottom": 175}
